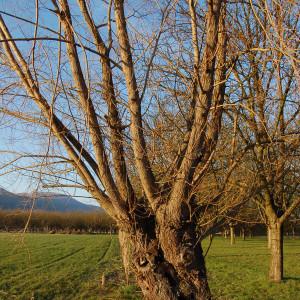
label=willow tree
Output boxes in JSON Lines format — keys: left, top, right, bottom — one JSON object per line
{"left": 0, "top": 0, "right": 228, "bottom": 298}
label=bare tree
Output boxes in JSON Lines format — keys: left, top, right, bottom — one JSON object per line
{"left": 0, "top": 0, "right": 228, "bottom": 298}
{"left": 230, "top": 0, "right": 300, "bottom": 282}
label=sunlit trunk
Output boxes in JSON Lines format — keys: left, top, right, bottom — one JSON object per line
{"left": 158, "top": 223, "right": 211, "bottom": 299}
{"left": 267, "top": 227, "right": 271, "bottom": 249}
{"left": 118, "top": 230, "right": 131, "bottom": 284}
{"left": 230, "top": 225, "right": 235, "bottom": 245}
{"left": 119, "top": 215, "right": 211, "bottom": 300}
{"left": 269, "top": 222, "right": 283, "bottom": 282}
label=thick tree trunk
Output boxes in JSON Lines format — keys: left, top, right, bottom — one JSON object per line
{"left": 156, "top": 205, "right": 211, "bottom": 300}
{"left": 121, "top": 236, "right": 211, "bottom": 299}
{"left": 134, "top": 262, "right": 179, "bottom": 300}
{"left": 269, "top": 222, "right": 283, "bottom": 282}
{"left": 158, "top": 225, "right": 211, "bottom": 299}
{"left": 118, "top": 213, "right": 211, "bottom": 300}
{"left": 119, "top": 228, "right": 179, "bottom": 299}
{"left": 119, "top": 230, "right": 131, "bottom": 284}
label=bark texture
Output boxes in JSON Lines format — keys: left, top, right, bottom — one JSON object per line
{"left": 267, "top": 227, "right": 271, "bottom": 249}
{"left": 118, "top": 209, "right": 211, "bottom": 300}
{"left": 269, "top": 223, "right": 283, "bottom": 282}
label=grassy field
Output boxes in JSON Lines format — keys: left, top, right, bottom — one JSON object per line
{"left": 0, "top": 233, "right": 299, "bottom": 300}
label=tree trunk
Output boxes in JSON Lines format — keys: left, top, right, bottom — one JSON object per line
{"left": 248, "top": 229, "right": 252, "bottom": 238}
{"left": 134, "top": 259, "right": 179, "bottom": 300}
{"left": 241, "top": 228, "right": 245, "bottom": 241}
{"left": 267, "top": 227, "right": 271, "bottom": 249}
{"left": 122, "top": 237, "right": 211, "bottom": 299}
{"left": 230, "top": 225, "right": 235, "bottom": 245}
{"left": 269, "top": 222, "right": 283, "bottom": 282}
{"left": 118, "top": 213, "right": 211, "bottom": 300}
{"left": 224, "top": 229, "right": 228, "bottom": 238}
{"left": 119, "top": 230, "right": 131, "bottom": 284}
{"left": 119, "top": 227, "right": 179, "bottom": 299}
{"left": 158, "top": 223, "right": 211, "bottom": 300}
{"left": 291, "top": 225, "right": 295, "bottom": 239}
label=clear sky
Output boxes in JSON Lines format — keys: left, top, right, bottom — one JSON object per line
{"left": 0, "top": 0, "right": 163, "bottom": 207}
{"left": 0, "top": 0, "right": 105, "bottom": 206}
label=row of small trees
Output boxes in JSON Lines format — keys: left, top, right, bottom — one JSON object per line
{"left": 1, "top": 208, "right": 298, "bottom": 237}
{"left": 0, "top": 210, "right": 115, "bottom": 233}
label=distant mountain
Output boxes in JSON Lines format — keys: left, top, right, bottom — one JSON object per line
{"left": 0, "top": 188, "right": 25, "bottom": 210}
{"left": 0, "top": 188, "right": 101, "bottom": 212}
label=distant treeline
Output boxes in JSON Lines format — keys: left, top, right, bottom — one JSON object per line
{"left": 0, "top": 210, "right": 116, "bottom": 234}
{"left": 221, "top": 221, "right": 300, "bottom": 238}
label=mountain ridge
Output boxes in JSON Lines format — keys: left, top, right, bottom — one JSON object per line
{"left": 0, "top": 188, "right": 101, "bottom": 212}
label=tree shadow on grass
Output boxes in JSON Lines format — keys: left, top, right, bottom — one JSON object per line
{"left": 283, "top": 276, "right": 300, "bottom": 281}
{"left": 209, "top": 253, "right": 269, "bottom": 258}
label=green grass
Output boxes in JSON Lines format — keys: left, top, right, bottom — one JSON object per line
{"left": 205, "top": 237, "right": 300, "bottom": 299}
{"left": 0, "top": 233, "right": 299, "bottom": 299}
{"left": 0, "top": 233, "right": 129, "bottom": 300}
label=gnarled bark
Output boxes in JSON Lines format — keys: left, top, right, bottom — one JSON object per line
{"left": 118, "top": 207, "right": 211, "bottom": 300}
{"left": 127, "top": 233, "right": 211, "bottom": 300}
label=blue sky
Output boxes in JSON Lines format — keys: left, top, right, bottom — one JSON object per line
{"left": 0, "top": 0, "right": 174, "bottom": 206}
{"left": 0, "top": 0, "right": 107, "bottom": 206}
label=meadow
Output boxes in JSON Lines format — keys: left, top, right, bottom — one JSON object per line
{"left": 0, "top": 233, "right": 299, "bottom": 300}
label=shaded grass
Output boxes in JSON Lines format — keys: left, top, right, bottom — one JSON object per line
{"left": 0, "top": 233, "right": 299, "bottom": 299}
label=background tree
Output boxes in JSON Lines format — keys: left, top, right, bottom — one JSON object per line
{"left": 230, "top": 0, "right": 300, "bottom": 282}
